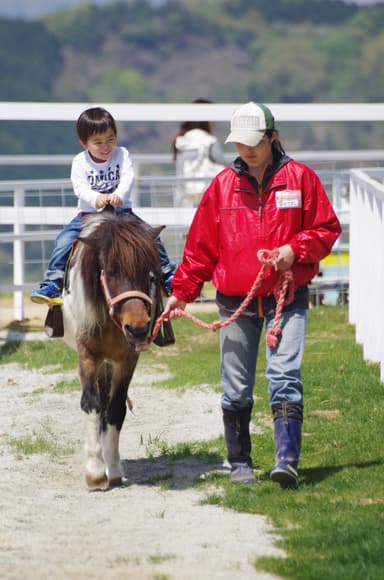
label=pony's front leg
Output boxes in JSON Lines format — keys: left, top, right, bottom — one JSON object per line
{"left": 84, "top": 410, "right": 108, "bottom": 490}
{"left": 78, "top": 346, "right": 108, "bottom": 490}
{"left": 102, "top": 360, "right": 138, "bottom": 487}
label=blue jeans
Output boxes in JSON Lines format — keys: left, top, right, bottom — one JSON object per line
{"left": 220, "top": 309, "right": 306, "bottom": 411}
{"left": 43, "top": 209, "right": 175, "bottom": 283}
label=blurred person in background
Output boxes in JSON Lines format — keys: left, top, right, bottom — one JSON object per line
{"left": 172, "top": 98, "right": 227, "bottom": 207}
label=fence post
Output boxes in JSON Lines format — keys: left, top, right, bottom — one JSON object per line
{"left": 349, "top": 170, "right": 384, "bottom": 382}
{"left": 13, "top": 185, "right": 25, "bottom": 320}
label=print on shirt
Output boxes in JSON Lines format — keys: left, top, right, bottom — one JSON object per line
{"left": 87, "top": 164, "right": 121, "bottom": 193}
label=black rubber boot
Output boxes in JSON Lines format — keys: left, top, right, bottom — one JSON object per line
{"left": 270, "top": 402, "right": 303, "bottom": 489}
{"left": 222, "top": 407, "right": 255, "bottom": 484}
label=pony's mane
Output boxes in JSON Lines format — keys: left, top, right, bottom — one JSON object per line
{"left": 76, "top": 212, "right": 161, "bottom": 307}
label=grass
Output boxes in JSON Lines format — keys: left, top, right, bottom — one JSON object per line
{"left": 1, "top": 305, "right": 383, "bottom": 578}
{"left": 9, "top": 429, "right": 74, "bottom": 458}
{"left": 0, "top": 338, "right": 78, "bottom": 370}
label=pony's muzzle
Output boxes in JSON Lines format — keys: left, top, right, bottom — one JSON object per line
{"left": 124, "top": 322, "right": 151, "bottom": 352}
{"left": 115, "top": 297, "right": 152, "bottom": 348}
{"left": 124, "top": 322, "right": 150, "bottom": 340}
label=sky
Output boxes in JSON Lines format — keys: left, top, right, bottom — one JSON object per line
{"left": 0, "top": 0, "right": 384, "bottom": 21}
{"left": 0, "top": 0, "right": 164, "bottom": 20}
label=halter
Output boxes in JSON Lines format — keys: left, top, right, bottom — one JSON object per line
{"left": 100, "top": 269, "right": 153, "bottom": 332}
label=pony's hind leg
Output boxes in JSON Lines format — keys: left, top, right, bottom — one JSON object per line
{"left": 78, "top": 346, "right": 109, "bottom": 490}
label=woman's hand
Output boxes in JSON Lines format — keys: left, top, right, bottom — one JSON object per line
{"left": 273, "top": 244, "right": 294, "bottom": 271}
{"left": 162, "top": 295, "right": 187, "bottom": 320}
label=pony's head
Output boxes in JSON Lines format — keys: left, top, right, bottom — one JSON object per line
{"left": 75, "top": 212, "right": 164, "bottom": 350}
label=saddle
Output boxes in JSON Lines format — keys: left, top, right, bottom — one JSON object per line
{"left": 44, "top": 305, "right": 64, "bottom": 338}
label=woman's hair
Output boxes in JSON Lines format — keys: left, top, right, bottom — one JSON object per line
{"left": 76, "top": 107, "right": 117, "bottom": 142}
{"left": 266, "top": 129, "right": 286, "bottom": 156}
{"left": 172, "top": 98, "right": 214, "bottom": 159}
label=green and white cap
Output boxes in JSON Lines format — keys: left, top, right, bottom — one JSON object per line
{"left": 225, "top": 102, "right": 275, "bottom": 147}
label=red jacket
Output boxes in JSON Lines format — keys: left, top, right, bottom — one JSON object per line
{"left": 172, "top": 156, "right": 342, "bottom": 303}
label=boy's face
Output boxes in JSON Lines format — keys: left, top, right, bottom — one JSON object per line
{"left": 81, "top": 128, "right": 117, "bottom": 163}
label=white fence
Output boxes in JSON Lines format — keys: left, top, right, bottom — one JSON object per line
{"left": 2, "top": 102, "right": 384, "bottom": 122}
{"left": 0, "top": 155, "right": 352, "bottom": 321}
{"left": 2, "top": 154, "right": 384, "bottom": 386}
{"left": 349, "top": 168, "right": 384, "bottom": 381}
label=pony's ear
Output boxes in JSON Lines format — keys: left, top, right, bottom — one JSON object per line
{"left": 78, "top": 235, "right": 100, "bottom": 250}
{"left": 151, "top": 225, "right": 166, "bottom": 238}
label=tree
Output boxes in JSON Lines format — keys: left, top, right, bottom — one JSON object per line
{"left": 248, "top": 26, "right": 326, "bottom": 102}
{"left": 360, "top": 33, "right": 384, "bottom": 100}
{"left": 88, "top": 67, "right": 150, "bottom": 102}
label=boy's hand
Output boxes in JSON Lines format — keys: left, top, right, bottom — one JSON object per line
{"left": 106, "top": 194, "right": 122, "bottom": 206}
{"left": 95, "top": 194, "right": 110, "bottom": 209}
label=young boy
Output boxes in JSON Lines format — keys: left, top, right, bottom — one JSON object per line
{"left": 31, "top": 107, "right": 175, "bottom": 305}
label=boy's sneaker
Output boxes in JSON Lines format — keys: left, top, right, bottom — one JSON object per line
{"left": 30, "top": 280, "right": 63, "bottom": 306}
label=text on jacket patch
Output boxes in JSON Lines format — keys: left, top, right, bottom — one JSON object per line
{"left": 275, "top": 190, "right": 302, "bottom": 209}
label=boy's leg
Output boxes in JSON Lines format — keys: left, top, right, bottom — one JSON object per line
{"left": 157, "top": 238, "right": 176, "bottom": 294}
{"left": 128, "top": 209, "right": 176, "bottom": 294}
{"left": 31, "top": 214, "right": 83, "bottom": 304}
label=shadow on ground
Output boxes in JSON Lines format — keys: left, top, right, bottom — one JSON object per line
{"left": 120, "top": 453, "right": 227, "bottom": 490}
{"left": 300, "top": 458, "right": 383, "bottom": 485}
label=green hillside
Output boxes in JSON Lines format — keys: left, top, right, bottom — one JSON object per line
{"left": 1, "top": 0, "right": 384, "bottom": 155}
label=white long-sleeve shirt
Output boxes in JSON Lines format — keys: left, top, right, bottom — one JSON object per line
{"left": 70, "top": 146, "right": 134, "bottom": 213}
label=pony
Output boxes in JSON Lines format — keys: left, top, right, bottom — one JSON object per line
{"left": 62, "top": 209, "right": 164, "bottom": 490}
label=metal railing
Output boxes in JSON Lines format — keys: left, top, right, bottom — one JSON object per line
{"left": 0, "top": 152, "right": 381, "bottom": 327}
{"left": 1, "top": 170, "right": 349, "bottom": 322}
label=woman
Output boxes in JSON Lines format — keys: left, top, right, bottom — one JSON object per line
{"left": 164, "top": 102, "right": 341, "bottom": 487}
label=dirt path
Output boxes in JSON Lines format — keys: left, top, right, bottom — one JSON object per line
{"left": 0, "top": 304, "right": 284, "bottom": 579}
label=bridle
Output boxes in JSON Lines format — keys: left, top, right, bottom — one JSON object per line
{"left": 100, "top": 269, "right": 153, "bottom": 332}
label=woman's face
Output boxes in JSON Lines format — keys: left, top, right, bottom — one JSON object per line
{"left": 235, "top": 133, "right": 275, "bottom": 170}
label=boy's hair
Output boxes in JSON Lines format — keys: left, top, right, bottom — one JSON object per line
{"left": 76, "top": 107, "right": 117, "bottom": 142}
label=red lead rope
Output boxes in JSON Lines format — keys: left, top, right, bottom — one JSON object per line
{"left": 150, "top": 249, "right": 295, "bottom": 348}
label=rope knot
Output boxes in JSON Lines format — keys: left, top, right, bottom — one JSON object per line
{"left": 266, "top": 327, "right": 281, "bottom": 349}
{"left": 211, "top": 320, "right": 222, "bottom": 332}
{"left": 257, "top": 248, "right": 279, "bottom": 265}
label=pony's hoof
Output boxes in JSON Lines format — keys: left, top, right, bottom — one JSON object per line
{"left": 108, "top": 476, "right": 123, "bottom": 488}
{"left": 85, "top": 473, "right": 109, "bottom": 490}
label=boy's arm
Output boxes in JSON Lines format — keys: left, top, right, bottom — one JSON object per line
{"left": 71, "top": 155, "right": 100, "bottom": 208}
{"left": 109, "top": 148, "right": 135, "bottom": 206}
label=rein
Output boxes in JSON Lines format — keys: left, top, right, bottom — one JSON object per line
{"left": 100, "top": 269, "right": 153, "bottom": 331}
{"left": 150, "top": 249, "right": 295, "bottom": 349}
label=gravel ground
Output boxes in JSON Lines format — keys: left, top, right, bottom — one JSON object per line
{"left": 0, "top": 301, "right": 284, "bottom": 579}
